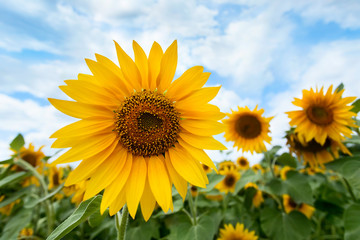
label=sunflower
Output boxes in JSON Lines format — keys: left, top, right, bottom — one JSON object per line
{"left": 190, "top": 185, "right": 198, "bottom": 197}
{"left": 244, "top": 182, "right": 264, "bottom": 208}
{"left": 280, "top": 166, "right": 294, "bottom": 180}
{"left": 12, "top": 143, "right": 45, "bottom": 171}
{"left": 49, "top": 40, "right": 226, "bottom": 220}
{"left": 223, "top": 106, "right": 273, "bottom": 153}
{"left": 283, "top": 194, "right": 315, "bottom": 219}
{"left": 287, "top": 132, "right": 351, "bottom": 168}
{"left": 218, "top": 160, "right": 236, "bottom": 171}
{"left": 286, "top": 85, "right": 357, "bottom": 145}
{"left": 215, "top": 166, "right": 240, "bottom": 194}
{"left": 218, "top": 223, "right": 258, "bottom": 240}
{"left": 251, "top": 164, "right": 264, "bottom": 174}
{"left": 202, "top": 163, "right": 213, "bottom": 174}
{"left": 236, "top": 156, "right": 249, "bottom": 170}
{"left": 19, "top": 228, "right": 33, "bottom": 237}
{"left": 48, "top": 166, "right": 65, "bottom": 190}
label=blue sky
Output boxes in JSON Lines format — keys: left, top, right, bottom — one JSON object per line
{"left": 1, "top": 0, "right": 360, "bottom": 162}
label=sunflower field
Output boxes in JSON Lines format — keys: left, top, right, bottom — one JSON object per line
{"left": 1, "top": 41, "right": 360, "bottom": 240}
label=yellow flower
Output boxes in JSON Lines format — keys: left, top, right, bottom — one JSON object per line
{"left": 218, "top": 160, "right": 236, "bottom": 171}
{"left": 287, "top": 132, "right": 350, "bottom": 168}
{"left": 48, "top": 166, "right": 65, "bottom": 190}
{"left": 223, "top": 106, "right": 273, "bottom": 153}
{"left": 218, "top": 223, "right": 258, "bottom": 240}
{"left": 236, "top": 156, "right": 249, "bottom": 170}
{"left": 286, "top": 85, "right": 357, "bottom": 145}
{"left": 300, "top": 167, "right": 325, "bottom": 176}
{"left": 49, "top": 40, "right": 226, "bottom": 221}
{"left": 12, "top": 143, "right": 45, "bottom": 171}
{"left": 202, "top": 163, "right": 213, "bottom": 174}
{"left": 251, "top": 164, "right": 264, "bottom": 174}
{"left": 19, "top": 228, "right": 33, "bottom": 237}
{"left": 215, "top": 166, "right": 240, "bottom": 194}
{"left": 244, "top": 183, "right": 264, "bottom": 208}
{"left": 280, "top": 166, "right": 294, "bottom": 180}
{"left": 0, "top": 195, "right": 20, "bottom": 216}
{"left": 283, "top": 194, "right": 315, "bottom": 219}
{"left": 190, "top": 185, "right": 198, "bottom": 197}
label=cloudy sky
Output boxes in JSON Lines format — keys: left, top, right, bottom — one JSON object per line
{"left": 1, "top": 0, "right": 360, "bottom": 162}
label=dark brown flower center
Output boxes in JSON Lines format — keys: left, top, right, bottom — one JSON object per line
{"left": 288, "top": 198, "right": 298, "bottom": 208}
{"left": 224, "top": 175, "right": 236, "bottom": 187}
{"left": 239, "top": 158, "right": 248, "bottom": 166}
{"left": 235, "top": 115, "right": 261, "bottom": 139}
{"left": 52, "top": 171, "right": 60, "bottom": 186}
{"left": 202, "top": 164, "right": 209, "bottom": 171}
{"left": 114, "top": 90, "right": 180, "bottom": 157}
{"left": 22, "top": 153, "right": 38, "bottom": 167}
{"left": 306, "top": 105, "right": 333, "bottom": 125}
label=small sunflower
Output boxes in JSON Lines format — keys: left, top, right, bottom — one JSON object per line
{"left": 280, "top": 166, "right": 294, "bottom": 180}
{"left": 223, "top": 106, "right": 273, "bottom": 153}
{"left": 49, "top": 40, "right": 226, "bottom": 220}
{"left": 286, "top": 85, "right": 357, "bottom": 145}
{"left": 283, "top": 194, "right": 315, "bottom": 219}
{"left": 19, "top": 228, "right": 33, "bottom": 237}
{"left": 287, "top": 132, "right": 351, "bottom": 168}
{"left": 202, "top": 163, "right": 213, "bottom": 174}
{"left": 251, "top": 164, "right": 264, "bottom": 174}
{"left": 215, "top": 166, "right": 240, "bottom": 194}
{"left": 190, "top": 185, "right": 198, "bottom": 197}
{"left": 244, "top": 183, "right": 264, "bottom": 208}
{"left": 12, "top": 143, "right": 45, "bottom": 171}
{"left": 48, "top": 166, "right": 65, "bottom": 190}
{"left": 218, "top": 223, "right": 258, "bottom": 240}
{"left": 236, "top": 156, "right": 249, "bottom": 170}
{"left": 218, "top": 160, "right": 236, "bottom": 171}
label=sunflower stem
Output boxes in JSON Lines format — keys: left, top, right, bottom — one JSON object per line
{"left": 342, "top": 177, "right": 357, "bottom": 202}
{"left": 187, "top": 189, "right": 197, "bottom": 225}
{"left": 116, "top": 204, "right": 129, "bottom": 240}
{"left": 15, "top": 158, "right": 54, "bottom": 235}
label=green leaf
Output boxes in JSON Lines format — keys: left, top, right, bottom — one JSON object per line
{"left": 344, "top": 203, "right": 360, "bottom": 240}
{"left": 126, "top": 219, "right": 160, "bottom": 240}
{"left": 335, "top": 83, "right": 344, "bottom": 93}
{"left": 264, "top": 145, "right": 282, "bottom": 161}
{"left": 344, "top": 135, "right": 360, "bottom": 145}
{"left": 351, "top": 99, "right": 360, "bottom": 113}
{"left": 235, "top": 169, "right": 261, "bottom": 194}
{"left": 276, "top": 153, "right": 297, "bottom": 168}
{"left": 0, "top": 171, "right": 28, "bottom": 188}
{"left": 265, "top": 178, "right": 286, "bottom": 196}
{"left": 0, "top": 209, "right": 32, "bottom": 240}
{"left": 9, "top": 134, "right": 25, "bottom": 151}
{"left": 284, "top": 171, "right": 313, "bottom": 204}
{"left": 24, "top": 183, "right": 64, "bottom": 209}
{"left": 88, "top": 209, "right": 109, "bottom": 228}
{"left": 199, "top": 173, "right": 224, "bottom": 193}
{"left": 0, "top": 187, "right": 31, "bottom": 208}
{"left": 46, "top": 195, "right": 102, "bottom": 240}
{"left": 0, "top": 159, "right": 14, "bottom": 165}
{"left": 261, "top": 207, "right": 311, "bottom": 240}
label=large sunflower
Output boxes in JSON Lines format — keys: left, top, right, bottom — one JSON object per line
{"left": 218, "top": 223, "right": 258, "bottom": 240}
{"left": 223, "top": 106, "right": 273, "bottom": 153}
{"left": 287, "top": 132, "right": 351, "bottom": 168}
{"left": 286, "top": 85, "right": 357, "bottom": 145}
{"left": 49, "top": 40, "right": 226, "bottom": 220}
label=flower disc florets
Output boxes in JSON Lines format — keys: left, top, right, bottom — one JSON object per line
{"left": 114, "top": 90, "right": 180, "bottom": 157}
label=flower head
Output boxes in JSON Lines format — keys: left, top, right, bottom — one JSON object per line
{"left": 283, "top": 194, "right": 315, "bottom": 219}
{"left": 12, "top": 143, "right": 45, "bottom": 171}
{"left": 244, "top": 182, "right": 264, "bottom": 208}
{"left": 236, "top": 156, "right": 249, "bottom": 170}
{"left": 49, "top": 40, "right": 226, "bottom": 220}
{"left": 218, "top": 223, "right": 258, "bottom": 240}
{"left": 286, "top": 85, "right": 357, "bottom": 145}
{"left": 223, "top": 106, "right": 273, "bottom": 153}
{"left": 215, "top": 166, "right": 240, "bottom": 194}
{"left": 218, "top": 160, "right": 236, "bottom": 171}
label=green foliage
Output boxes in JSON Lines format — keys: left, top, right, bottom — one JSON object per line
{"left": 0, "top": 171, "right": 28, "bottom": 188}
{"left": 0, "top": 209, "right": 32, "bottom": 240}
{"left": 9, "top": 134, "right": 25, "bottom": 152}
{"left": 344, "top": 204, "right": 360, "bottom": 240}
{"left": 276, "top": 153, "right": 297, "bottom": 168}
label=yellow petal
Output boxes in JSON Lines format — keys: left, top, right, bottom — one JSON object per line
{"left": 100, "top": 153, "right": 133, "bottom": 214}
{"left": 126, "top": 156, "right": 147, "bottom": 218}
{"left": 51, "top": 133, "right": 117, "bottom": 165}
{"left": 180, "top": 104, "right": 225, "bottom": 120}
{"left": 166, "top": 66, "right": 205, "bottom": 100}
{"left": 156, "top": 40, "right": 177, "bottom": 92}
{"left": 50, "top": 118, "right": 114, "bottom": 138}
{"left": 133, "top": 40, "right": 149, "bottom": 89}
{"left": 179, "top": 131, "right": 227, "bottom": 150}
{"left": 83, "top": 146, "right": 128, "bottom": 200}
{"left": 64, "top": 140, "right": 118, "bottom": 186}
{"left": 140, "top": 179, "right": 156, "bottom": 221}
{"left": 177, "top": 138, "right": 217, "bottom": 173}
{"left": 109, "top": 187, "right": 126, "bottom": 216}
{"left": 180, "top": 119, "right": 225, "bottom": 136}
{"left": 176, "top": 86, "right": 221, "bottom": 109}
{"left": 114, "top": 41, "right": 142, "bottom": 91}
{"left": 148, "top": 155, "right": 171, "bottom": 211}
{"left": 148, "top": 41, "right": 163, "bottom": 91}
{"left": 48, "top": 98, "right": 113, "bottom": 119}
{"left": 164, "top": 152, "right": 188, "bottom": 200}
{"left": 168, "top": 146, "right": 206, "bottom": 188}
